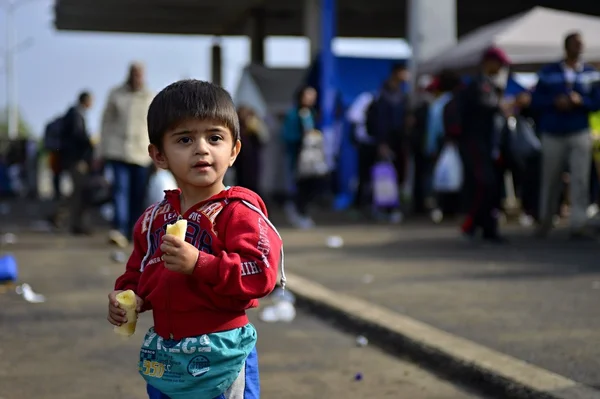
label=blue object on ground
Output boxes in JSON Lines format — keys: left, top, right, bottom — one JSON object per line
{"left": 0, "top": 254, "right": 18, "bottom": 282}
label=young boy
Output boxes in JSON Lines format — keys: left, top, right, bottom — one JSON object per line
{"left": 107, "top": 80, "right": 284, "bottom": 399}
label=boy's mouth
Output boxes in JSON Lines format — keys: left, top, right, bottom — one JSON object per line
{"left": 193, "top": 161, "right": 211, "bottom": 168}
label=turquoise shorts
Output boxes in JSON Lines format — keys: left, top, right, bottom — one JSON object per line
{"left": 139, "top": 324, "right": 257, "bottom": 399}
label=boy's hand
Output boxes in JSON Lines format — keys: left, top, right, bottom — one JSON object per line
{"left": 161, "top": 235, "right": 200, "bottom": 275}
{"left": 107, "top": 290, "right": 144, "bottom": 326}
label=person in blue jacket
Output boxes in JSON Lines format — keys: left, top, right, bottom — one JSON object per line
{"left": 532, "top": 31, "right": 600, "bottom": 239}
{"left": 281, "top": 86, "right": 320, "bottom": 229}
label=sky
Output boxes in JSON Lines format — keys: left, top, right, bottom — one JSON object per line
{"left": 0, "top": 1, "right": 411, "bottom": 137}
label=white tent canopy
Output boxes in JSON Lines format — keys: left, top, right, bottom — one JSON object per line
{"left": 420, "top": 7, "right": 600, "bottom": 74}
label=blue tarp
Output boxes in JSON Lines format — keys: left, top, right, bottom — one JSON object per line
{"left": 305, "top": 55, "right": 408, "bottom": 210}
{"left": 306, "top": 55, "right": 408, "bottom": 107}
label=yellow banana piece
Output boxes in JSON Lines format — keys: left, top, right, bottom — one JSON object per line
{"left": 165, "top": 219, "right": 188, "bottom": 241}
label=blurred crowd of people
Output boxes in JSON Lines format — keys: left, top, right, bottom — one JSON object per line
{"left": 278, "top": 31, "right": 600, "bottom": 242}
{"left": 2, "top": 30, "right": 600, "bottom": 245}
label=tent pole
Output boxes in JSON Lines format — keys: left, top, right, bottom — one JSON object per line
{"left": 319, "top": 0, "right": 337, "bottom": 169}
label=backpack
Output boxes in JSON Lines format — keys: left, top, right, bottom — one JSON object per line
{"left": 442, "top": 94, "right": 462, "bottom": 140}
{"left": 43, "top": 116, "right": 66, "bottom": 152}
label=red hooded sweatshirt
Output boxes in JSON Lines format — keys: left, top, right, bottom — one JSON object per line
{"left": 114, "top": 187, "right": 284, "bottom": 340}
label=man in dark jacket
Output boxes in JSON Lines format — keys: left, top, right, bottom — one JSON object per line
{"left": 459, "top": 47, "right": 516, "bottom": 243}
{"left": 52, "top": 91, "right": 94, "bottom": 234}
{"left": 372, "top": 63, "right": 409, "bottom": 223}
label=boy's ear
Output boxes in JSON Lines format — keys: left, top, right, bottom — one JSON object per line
{"left": 229, "top": 139, "right": 241, "bottom": 167}
{"left": 148, "top": 144, "right": 169, "bottom": 170}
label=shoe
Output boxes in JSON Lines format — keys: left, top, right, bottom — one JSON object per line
{"left": 519, "top": 214, "right": 534, "bottom": 227}
{"left": 569, "top": 229, "right": 597, "bottom": 241}
{"left": 284, "top": 202, "right": 302, "bottom": 225}
{"left": 293, "top": 216, "right": 315, "bottom": 230}
{"left": 460, "top": 229, "right": 477, "bottom": 243}
{"left": 108, "top": 229, "right": 129, "bottom": 248}
{"left": 483, "top": 234, "right": 508, "bottom": 244}
{"left": 389, "top": 211, "right": 404, "bottom": 225}
{"left": 534, "top": 223, "right": 552, "bottom": 239}
{"left": 430, "top": 209, "right": 443, "bottom": 224}
{"left": 71, "top": 227, "right": 93, "bottom": 236}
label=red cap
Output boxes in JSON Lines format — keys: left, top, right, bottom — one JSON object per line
{"left": 425, "top": 77, "right": 440, "bottom": 92}
{"left": 482, "top": 46, "right": 510, "bottom": 65}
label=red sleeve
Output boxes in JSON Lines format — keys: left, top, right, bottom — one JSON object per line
{"left": 114, "top": 216, "right": 147, "bottom": 292}
{"left": 192, "top": 202, "right": 282, "bottom": 300}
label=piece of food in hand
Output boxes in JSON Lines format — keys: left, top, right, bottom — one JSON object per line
{"left": 166, "top": 219, "right": 188, "bottom": 240}
{"left": 113, "top": 290, "right": 138, "bottom": 337}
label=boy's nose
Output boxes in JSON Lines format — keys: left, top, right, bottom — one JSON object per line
{"left": 195, "top": 138, "right": 210, "bottom": 154}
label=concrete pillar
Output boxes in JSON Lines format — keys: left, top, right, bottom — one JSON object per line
{"left": 407, "top": 0, "right": 456, "bottom": 63}
{"left": 211, "top": 40, "right": 222, "bottom": 87}
{"left": 303, "top": 0, "right": 321, "bottom": 60}
{"left": 407, "top": 0, "right": 456, "bottom": 99}
{"left": 247, "top": 7, "right": 266, "bottom": 65}
{"left": 407, "top": 0, "right": 457, "bottom": 67}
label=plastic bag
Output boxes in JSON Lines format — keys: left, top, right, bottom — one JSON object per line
{"left": 145, "top": 170, "right": 178, "bottom": 207}
{"left": 433, "top": 143, "right": 463, "bottom": 193}
{"left": 371, "top": 162, "right": 399, "bottom": 208}
{"left": 502, "top": 116, "right": 541, "bottom": 171}
{"left": 297, "top": 130, "right": 329, "bottom": 178}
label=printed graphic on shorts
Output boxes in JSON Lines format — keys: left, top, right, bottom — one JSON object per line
{"left": 187, "top": 355, "right": 211, "bottom": 377}
{"left": 139, "top": 330, "right": 212, "bottom": 384}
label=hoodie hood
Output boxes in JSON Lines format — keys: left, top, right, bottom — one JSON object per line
{"left": 162, "top": 187, "right": 268, "bottom": 216}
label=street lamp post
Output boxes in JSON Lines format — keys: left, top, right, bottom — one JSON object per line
{"left": 2, "top": 0, "right": 36, "bottom": 140}
{"left": 5, "top": 0, "right": 17, "bottom": 140}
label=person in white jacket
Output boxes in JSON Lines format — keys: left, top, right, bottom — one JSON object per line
{"left": 100, "top": 62, "right": 154, "bottom": 247}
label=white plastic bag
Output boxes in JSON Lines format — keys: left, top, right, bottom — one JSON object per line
{"left": 145, "top": 170, "right": 178, "bottom": 207}
{"left": 433, "top": 144, "right": 463, "bottom": 193}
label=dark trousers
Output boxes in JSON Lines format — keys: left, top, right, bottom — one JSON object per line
{"left": 518, "top": 155, "right": 541, "bottom": 218}
{"left": 437, "top": 192, "right": 461, "bottom": 216}
{"left": 295, "top": 177, "right": 322, "bottom": 217}
{"left": 52, "top": 172, "right": 62, "bottom": 201}
{"left": 55, "top": 162, "right": 89, "bottom": 231}
{"left": 460, "top": 142, "right": 501, "bottom": 237}
{"left": 354, "top": 144, "right": 377, "bottom": 209}
{"left": 107, "top": 161, "right": 150, "bottom": 238}
{"left": 590, "top": 160, "right": 599, "bottom": 205}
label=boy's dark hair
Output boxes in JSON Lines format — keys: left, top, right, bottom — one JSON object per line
{"left": 147, "top": 79, "right": 240, "bottom": 148}
{"left": 564, "top": 31, "right": 581, "bottom": 50}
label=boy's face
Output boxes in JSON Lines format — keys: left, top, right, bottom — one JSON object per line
{"left": 149, "top": 118, "right": 241, "bottom": 191}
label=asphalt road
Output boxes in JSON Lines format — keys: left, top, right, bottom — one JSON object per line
{"left": 281, "top": 222, "right": 600, "bottom": 389}
{"left": 0, "top": 231, "right": 480, "bottom": 399}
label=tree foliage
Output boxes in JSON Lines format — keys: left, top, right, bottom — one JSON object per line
{"left": 0, "top": 107, "right": 33, "bottom": 139}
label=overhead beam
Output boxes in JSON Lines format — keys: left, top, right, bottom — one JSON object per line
{"left": 218, "top": 0, "right": 267, "bottom": 36}
{"left": 54, "top": 0, "right": 600, "bottom": 39}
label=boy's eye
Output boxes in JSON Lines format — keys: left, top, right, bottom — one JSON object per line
{"left": 178, "top": 137, "right": 192, "bottom": 144}
{"left": 209, "top": 135, "right": 223, "bottom": 143}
